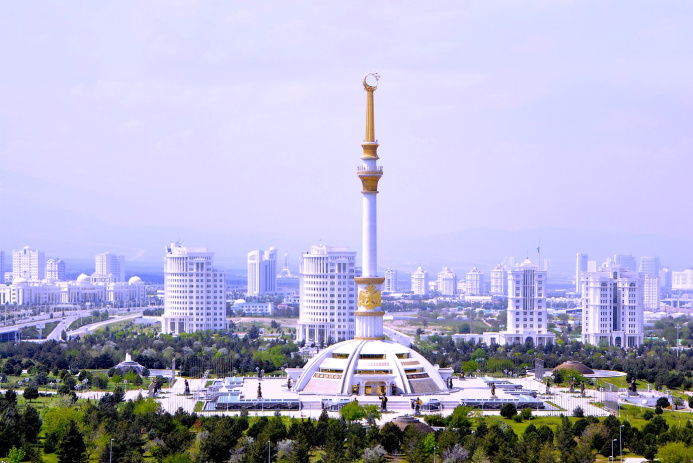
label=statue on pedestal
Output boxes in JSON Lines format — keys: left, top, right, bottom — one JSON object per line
{"left": 184, "top": 379, "right": 190, "bottom": 395}
{"left": 257, "top": 384, "right": 262, "bottom": 399}
{"left": 491, "top": 383, "right": 496, "bottom": 397}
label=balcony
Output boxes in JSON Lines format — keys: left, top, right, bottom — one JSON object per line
{"left": 357, "top": 166, "right": 383, "bottom": 172}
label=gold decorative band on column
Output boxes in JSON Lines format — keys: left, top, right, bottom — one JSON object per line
{"left": 354, "top": 277, "right": 385, "bottom": 285}
{"left": 359, "top": 176, "right": 381, "bottom": 192}
{"left": 354, "top": 336, "right": 385, "bottom": 341}
{"left": 361, "top": 142, "right": 379, "bottom": 159}
{"left": 355, "top": 311, "right": 385, "bottom": 317}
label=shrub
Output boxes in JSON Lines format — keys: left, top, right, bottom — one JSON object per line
{"left": 573, "top": 406, "right": 584, "bottom": 418}
{"left": 521, "top": 408, "right": 532, "bottom": 420}
{"left": 655, "top": 406, "right": 663, "bottom": 415}
{"left": 656, "top": 397, "right": 670, "bottom": 409}
{"left": 643, "top": 410, "right": 654, "bottom": 420}
{"left": 513, "top": 415, "right": 523, "bottom": 423}
{"left": 500, "top": 403, "right": 517, "bottom": 419}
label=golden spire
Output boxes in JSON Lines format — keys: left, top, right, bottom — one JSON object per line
{"left": 361, "top": 73, "right": 380, "bottom": 159}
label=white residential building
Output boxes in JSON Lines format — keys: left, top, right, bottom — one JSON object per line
{"left": 490, "top": 264, "right": 507, "bottom": 296}
{"left": 247, "top": 247, "right": 277, "bottom": 295}
{"left": 161, "top": 243, "right": 227, "bottom": 335}
{"left": 576, "top": 253, "right": 588, "bottom": 293}
{"left": 0, "top": 250, "right": 4, "bottom": 285}
{"left": 231, "top": 301, "right": 274, "bottom": 316}
{"left": 644, "top": 275, "right": 660, "bottom": 311}
{"left": 497, "top": 259, "right": 554, "bottom": 346}
{"left": 660, "top": 267, "right": 672, "bottom": 293}
{"left": 639, "top": 256, "right": 660, "bottom": 277}
{"left": 296, "top": 245, "right": 357, "bottom": 345}
{"left": 466, "top": 267, "right": 484, "bottom": 296}
{"left": 94, "top": 252, "right": 125, "bottom": 283}
{"left": 13, "top": 246, "right": 45, "bottom": 281}
{"left": 46, "top": 259, "right": 66, "bottom": 282}
{"left": 411, "top": 267, "right": 429, "bottom": 297}
{"left": 581, "top": 260, "right": 644, "bottom": 348}
{"left": 437, "top": 267, "right": 457, "bottom": 296}
{"left": 672, "top": 269, "right": 693, "bottom": 290}
{"left": 384, "top": 269, "right": 397, "bottom": 293}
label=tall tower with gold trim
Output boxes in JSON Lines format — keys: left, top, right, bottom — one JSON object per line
{"left": 354, "top": 73, "right": 385, "bottom": 340}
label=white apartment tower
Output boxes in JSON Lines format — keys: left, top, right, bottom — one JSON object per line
{"left": 640, "top": 256, "right": 660, "bottom": 311}
{"left": 437, "top": 267, "right": 457, "bottom": 296}
{"left": 613, "top": 254, "right": 637, "bottom": 271}
{"left": 0, "top": 250, "right": 4, "bottom": 284}
{"left": 576, "top": 253, "right": 588, "bottom": 294}
{"left": 45, "top": 259, "right": 66, "bottom": 282}
{"left": 501, "top": 259, "right": 554, "bottom": 346}
{"left": 13, "top": 246, "right": 45, "bottom": 281}
{"left": 296, "top": 245, "right": 357, "bottom": 345}
{"left": 95, "top": 252, "right": 125, "bottom": 283}
{"left": 247, "top": 248, "right": 277, "bottom": 295}
{"left": 466, "top": 267, "right": 484, "bottom": 296}
{"left": 384, "top": 269, "right": 397, "bottom": 292}
{"left": 660, "top": 267, "right": 672, "bottom": 293}
{"left": 161, "top": 243, "right": 227, "bottom": 335}
{"left": 411, "top": 267, "right": 429, "bottom": 297}
{"left": 490, "top": 264, "right": 507, "bottom": 296}
{"left": 672, "top": 269, "right": 693, "bottom": 290}
{"left": 581, "top": 260, "right": 644, "bottom": 348}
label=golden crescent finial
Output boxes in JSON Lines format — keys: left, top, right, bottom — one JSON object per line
{"left": 363, "top": 73, "right": 380, "bottom": 91}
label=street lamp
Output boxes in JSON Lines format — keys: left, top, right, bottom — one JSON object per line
{"left": 611, "top": 438, "right": 617, "bottom": 462}
{"left": 620, "top": 424, "right": 624, "bottom": 462}
{"left": 434, "top": 445, "right": 437, "bottom": 463}
{"left": 268, "top": 440, "right": 271, "bottom": 463}
{"left": 110, "top": 438, "right": 114, "bottom": 463}
{"left": 676, "top": 324, "right": 681, "bottom": 356}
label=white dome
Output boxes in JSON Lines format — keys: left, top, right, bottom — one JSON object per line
{"left": 293, "top": 339, "right": 447, "bottom": 395}
{"left": 76, "top": 273, "right": 92, "bottom": 286}
{"left": 12, "top": 277, "right": 28, "bottom": 285}
{"left": 128, "top": 276, "right": 143, "bottom": 285}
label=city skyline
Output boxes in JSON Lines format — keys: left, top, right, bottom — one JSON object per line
{"left": 2, "top": 2, "right": 693, "bottom": 273}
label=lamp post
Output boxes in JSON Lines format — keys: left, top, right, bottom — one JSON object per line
{"left": 434, "top": 445, "right": 437, "bottom": 463}
{"left": 268, "top": 440, "right": 271, "bottom": 463}
{"left": 620, "top": 424, "right": 624, "bottom": 462}
{"left": 611, "top": 438, "right": 617, "bottom": 462}
{"left": 110, "top": 438, "right": 114, "bottom": 463}
{"left": 676, "top": 324, "right": 681, "bottom": 356}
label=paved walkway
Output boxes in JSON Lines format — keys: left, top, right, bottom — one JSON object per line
{"left": 152, "top": 375, "right": 614, "bottom": 421}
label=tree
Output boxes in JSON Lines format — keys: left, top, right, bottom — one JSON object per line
{"left": 500, "top": 403, "right": 517, "bottom": 419}
{"left": 23, "top": 385, "right": 39, "bottom": 403}
{"left": 379, "top": 422, "right": 402, "bottom": 454}
{"left": 656, "top": 397, "right": 670, "bottom": 408}
{"left": 657, "top": 442, "right": 693, "bottom": 463}
{"left": 57, "top": 420, "right": 88, "bottom": 463}
{"left": 321, "top": 419, "right": 345, "bottom": 463}
{"left": 20, "top": 405, "right": 43, "bottom": 444}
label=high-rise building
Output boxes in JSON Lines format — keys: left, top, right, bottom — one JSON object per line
{"left": 643, "top": 275, "right": 660, "bottom": 311}
{"left": 490, "top": 264, "right": 507, "bottom": 296}
{"left": 639, "top": 256, "right": 660, "bottom": 311}
{"left": 672, "top": 269, "right": 693, "bottom": 290}
{"left": 384, "top": 269, "right": 397, "bottom": 292}
{"left": 575, "top": 253, "right": 588, "bottom": 293}
{"left": 581, "top": 260, "right": 644, "bottom": 347}
{"left": 659, "top": 267, "right": 672, "bottom": 293}
{"left": 466, "top": 267, "right": 484, "bottom": 296}
{"left": 613, "top": 254, "right": 637, "bottom": 272}
{"left": 0, "top": 250, "right": 4, "bottom": 285}
{"left": 500, "top": 259, "right": 554, "bottom": 346}
{"left": 278, "top": 250, "right": 293, "bottom": 278}
{"left": 437, "top": 267, "right": 457, "bottom": 296}
{"left": 13, "top": 246, "right": 45, "bottom": 281}
{"left": 411, "top": 267, "right": 429, "bottom": 297}
{"left": 95, "top": 252, "right": 125, "bottom": 283}
{"left": 247, "top": 247, "right": 277, "bottom": 295}
{"left": 639, "top": 256, "right": 660, "bottom": 277}
{"left": 45, "top": 259, "right": 66, "bottom": 282}
{"left": 161, "top": 242, "right": 226, "bottom": 335}
{"left": 296, "top": 245, "right": 357, "bottom": 344}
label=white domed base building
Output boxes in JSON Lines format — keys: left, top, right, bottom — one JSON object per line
{"left": 292, "top": 338, "right": 452, "bottom": 396}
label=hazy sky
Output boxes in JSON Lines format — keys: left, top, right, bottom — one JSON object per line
{"left": 1, "top": 1, "right": 692, "bottom": 271}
